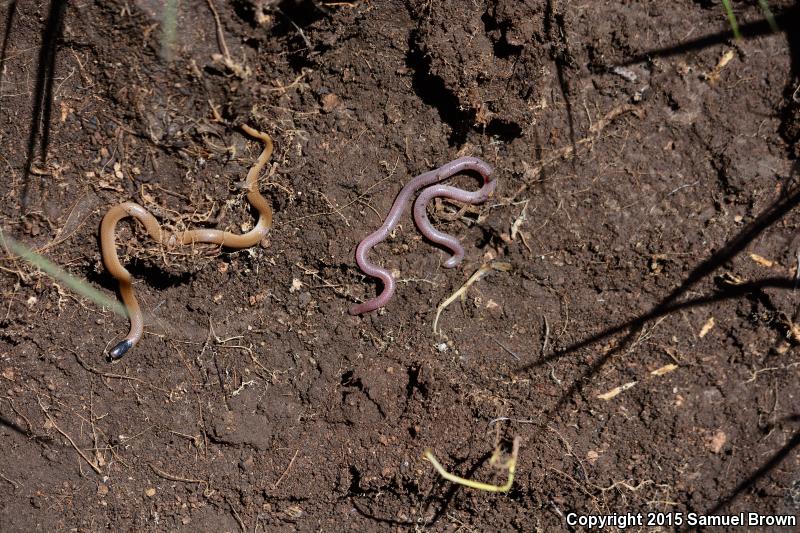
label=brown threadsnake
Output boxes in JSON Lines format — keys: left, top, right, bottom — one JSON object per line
{"left": 100, "top": 124, "right": 273, "bottom": 360}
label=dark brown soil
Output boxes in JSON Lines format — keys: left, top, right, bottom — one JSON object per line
{"left": 2, "top": 0, "right": 800, "bottom": 531}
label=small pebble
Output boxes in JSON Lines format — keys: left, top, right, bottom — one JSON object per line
{"left": 239, "top": 456, "right": 254, "bottom": 471}
{"left": 298, "top": 292, "right": 312, "bottom": 307}
{"left": 321, "top": 93, "right": 339, "bottom": 113}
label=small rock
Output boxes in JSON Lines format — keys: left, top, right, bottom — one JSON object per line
{"left": 485, "top": 299, "right": 502, "bottom": 317}
{"left": 145, "top": 488, "right": 156, "bottom": 497}
{"left": 321, "top": 93, "right": 339, "bottom": 113}
{"left": 705, "top": 430, "right": 727, "bottom": 453}
{"left": 97, "top": 483, "right": 109, "bottom": 497}
{"left": 239, "top": 456, "right": 254, "bottom": 471}
{"left": 249, "top": 291, "right": 269, "bottom": 306}
{"left": 298, "top": 292, "right": 312, "bottom": 308}
{"left": 290, "top": 278, "right": 303, "bottom": 293}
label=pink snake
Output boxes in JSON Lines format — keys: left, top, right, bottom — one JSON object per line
{"left": 350, "top": 156, "right": 496, "bottom": 315}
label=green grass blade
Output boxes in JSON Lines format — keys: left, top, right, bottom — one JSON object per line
{"left": 757, "top": 0, "right": 779, "bottom": 33}
{"left": 721, "top": 0, "right": 741, "bottom": 40}
{"left": 160, "top": 0, "right": 178, "bottom": 61}
{"left": 0, "top": 229, "right": 125, "bottom": 316}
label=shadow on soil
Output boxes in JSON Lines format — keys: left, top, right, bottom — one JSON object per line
{"left": 20, "top": 0, "right": 68, "bottom": 212}
{"left": 516, "top": 2, "right": 800, "bottom": 517}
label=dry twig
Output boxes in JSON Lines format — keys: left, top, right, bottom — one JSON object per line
{"left": 37, "top": 398, "right": 102, "bottom": 475}
{"left": 433, "top": 261, "right": 512, "bottom": 335}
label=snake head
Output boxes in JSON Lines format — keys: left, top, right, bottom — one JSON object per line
{"left": 108, "top": 339, "right": 133, "bottom": 361}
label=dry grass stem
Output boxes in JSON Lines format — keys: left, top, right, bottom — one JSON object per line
{"left": 424, "top": 437, "right": 521, "bottom": 493}
{"left": 433, "top": 261, "right": 512, "bottom": 335}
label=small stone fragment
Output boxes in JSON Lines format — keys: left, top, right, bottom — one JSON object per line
{"left": 705, "top": 430, "right": 727, "bottom": 453}
{"left": 321, "top": 93, "right": 339, "bottom": 113}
